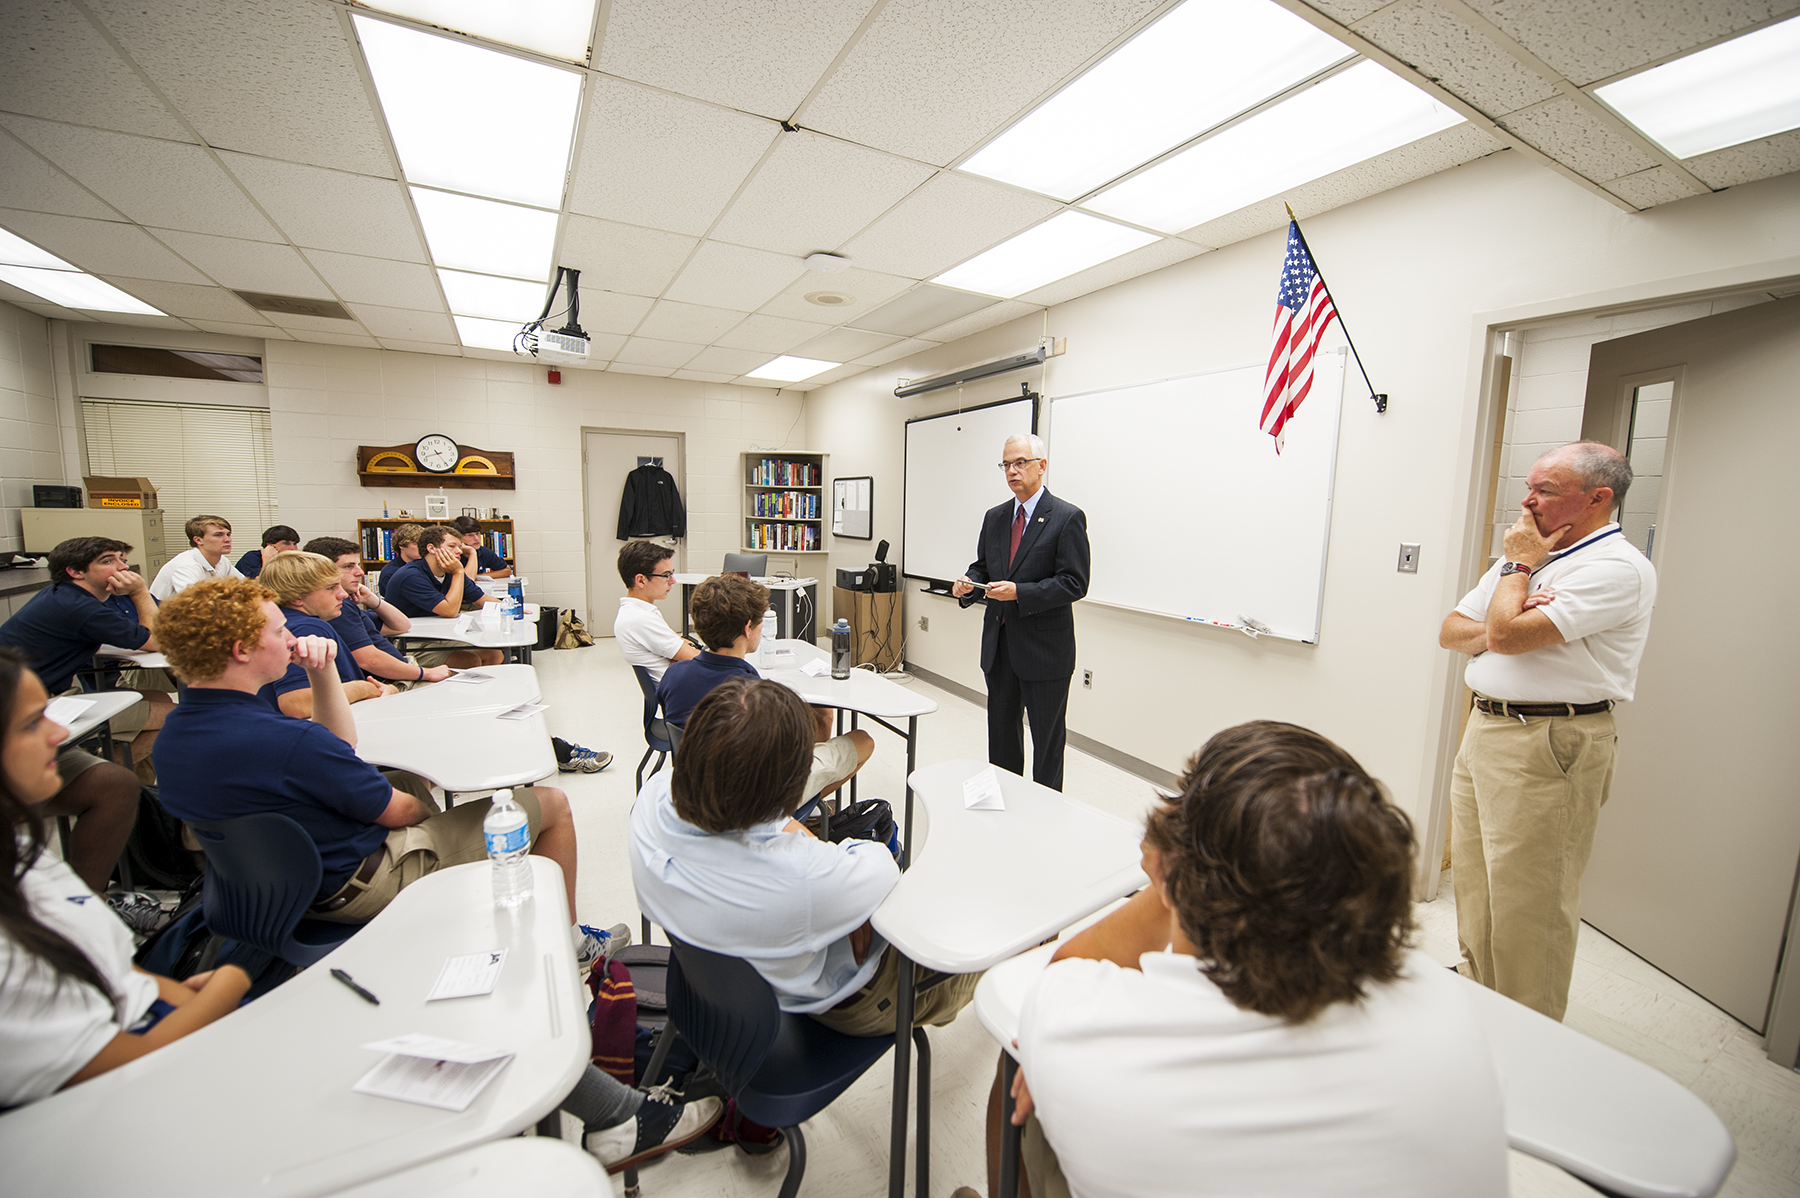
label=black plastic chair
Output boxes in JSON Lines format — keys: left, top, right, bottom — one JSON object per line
{"left": 641, "top": 936, "right": 913, "bottom": 1198}
{"left": 632, "top": 665, "right": 677, "bottom": 794}
{"left": 186, "top": 813, "right": 360, "bottom": 968}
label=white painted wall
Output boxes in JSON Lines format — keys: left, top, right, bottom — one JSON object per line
{"left": 263, "top": 342, "right": 799, "bottom": 618}
{"left": 0, "top": 299, "right": 75, "bottom": 556}
{"left": 805, "top": 150, "right": 1800, "bottom": 878}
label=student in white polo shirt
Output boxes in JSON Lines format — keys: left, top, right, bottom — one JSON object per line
{"left": 149, "top": 515, "right": 243, "bottom": 599}
{"left": 613, "top": 541, "right": 699, "bottom": 682}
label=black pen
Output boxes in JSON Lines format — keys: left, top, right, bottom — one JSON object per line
{"left": 331, "top": 968, "right": 380, "bottom": 1005}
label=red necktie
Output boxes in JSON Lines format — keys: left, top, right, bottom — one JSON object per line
{"left": 1008, "top": 503, "right": 1025, "bottom": 567}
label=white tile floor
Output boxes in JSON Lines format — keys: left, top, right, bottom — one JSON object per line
{"left": 535, "top": 644, "right": 1800, "bottom": 1197}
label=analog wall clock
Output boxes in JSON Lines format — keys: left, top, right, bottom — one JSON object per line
{"left": 415, "top": 433, "right": 459, "bottom": 473}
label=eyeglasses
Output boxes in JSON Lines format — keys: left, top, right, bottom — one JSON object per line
{"left": 999, "top": 457, "right": 1043, "bottom": 472}
{"left": 647, "top": 571, "right": 676, "bottom": 581}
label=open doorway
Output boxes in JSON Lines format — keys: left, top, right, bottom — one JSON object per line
{"left": 581, "top": 429, "right": 685, "bottom": 638}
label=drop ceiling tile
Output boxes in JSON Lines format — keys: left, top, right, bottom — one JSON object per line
{"left": 1356, "top": 0, "right": 1557, "bottom": 118}
{"left": 686, "top": 345, "right": 779, "bottom": 375}
{"left": 0, "top": 131, "right": 117, "bottom": 220}
{"left": 1684, "top": 128, "right": 1800, "bottom": 189}
{"left": 915, "top": 299, "right": 1039, "bottom": 344}
{"left": 264, "top": 310, "right": 370, "bottom": 334}
{"left": 848, "top": 282, "right": 995, "bottom": 337}
{"left": 190, "top": 320, "right": 293, "bottom": 340}
{"left": 85, "top": 0, "right": 396, "bottom": 175}
{"left": 841, "top": 172, "right": 1061, "bottom": 280}
{"left": 1017, "top": 237, "right": 1208, "bottom": 308}
{"left": 757, "top": 264, "right": 912, "bottom": 323}
{"left": 220, "top": 153, "right": 426, "bottom": 262}
{"left": 378, "top": 339, "right": 460, "bottom": 356}
{"left": 711, "top": 131, "right": 934, "bottom": 257}
{"left": 1310, "top": 0, "right": 1391, "bottom": 22}
{"left": 1458, "top": 0, "right": 1784, "bottom": 87}
{"left": 672, "top": 369, "right": 740, "bottom": 383}
{"left": 302, "top": 250, "right": 444, "bottom": 309}
{"left": 558, "top": 216, "right": 697, "bottom": 298}
{"left": 351, "top": 304, "right": 457, "bottom": 343}
{"left": 803, "top": 0, "right": 1164, "bottom": 166}
{"left": 851, "top": 336, "right": 940, "bottom": 367}
{"left": 568, "top": 76, "right": 779, "bottom": 236}
{"left": 596, "top": 0, "right": 878, "bottom": 117}
{"left": 635, "top": 300, "right": 746, "bottom": 343}
{"left": 0, "top": 1, "right": 192, "bottom": 140}
{"left": 96, "top": 278, "right": 267, "bottom": 323}
{"left": 0, "top": 116, "right": 281, "bottom": 241}
{"left": 616, "top": 336, "right": 704, "bottom": 368}
{"left": 286, "top": 329, "right": 383, "bottom": 348}
{"left": 1603, "top": 166, "right": 1705, "bottom": 209}
{"left": 574, "top": 291, "right": 657, "bottom": 337}
{"left": 607, "top": 362, "right": 676, "bottom": 377}
{"left": 73, "top": 311, "right": 195, "bottom": 330}
{"left": 0, "top": 209, "right": 210, "bottom": 283}
{"left": 153, "top": 230, "right": 332, "bottom": 296}
{"left": 1500, "top": 97, "right": 1659, "bottom": 180}
{"left": 793, "top": 327, "right": 900, "bottom": 361}
{"left": 713, "top": 313, "right": 834, "bottom": 353}
{"left": 666, "top": 241, "right": 805, "bottom": 311}
{"left": 787, "top": 362, "right": 865, "bottom": 389}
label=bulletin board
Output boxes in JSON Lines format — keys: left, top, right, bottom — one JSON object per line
{"left": 833, "top": 476, "right": 873, "bottom": 540}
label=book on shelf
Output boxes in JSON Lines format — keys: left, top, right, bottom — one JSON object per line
{"left": 750, "top": 458, "right": 820, "bottom": 487}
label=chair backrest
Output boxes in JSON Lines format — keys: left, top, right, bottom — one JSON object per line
{"left": 187, "top": 812, "right": 323, "bottom": 955}
{"left": 631, "top": 665, "right": 675, "bottom": 753}
{"left": 722, "top": 552, "right": 767, "bottom": 577}
{"left": 665, "top": 936, "right": 782, "bottom": 1098}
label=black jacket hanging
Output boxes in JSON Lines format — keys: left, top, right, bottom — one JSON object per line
{"left": 617, "top": 464, "right": 686, "bottom": 540}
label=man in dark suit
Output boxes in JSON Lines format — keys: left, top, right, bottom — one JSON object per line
{"left": 952, "top": 434, "right": 1090, "bottom": 791}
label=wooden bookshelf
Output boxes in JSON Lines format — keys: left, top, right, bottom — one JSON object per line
{"left": 356, "top": 517, "right": 515, "bottom": 571}
{"left": 741, "top": 452, "right": 828, "bottom": 555}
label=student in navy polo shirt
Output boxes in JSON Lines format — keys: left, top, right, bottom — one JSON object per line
{"left": 255, "top": 552, "right": 396, "bottom": 718}
{"left": 304, "top": 536, "right": 449, "bottom": 689}
{"left": 380, "top": 526, "right": 504, "bottom": 670}
{"left": 657, "top": 573, "right": 872, "bottom": 804}
{"left": 234, "top": 524, "right": 299, "bottom": 579}
{"left": 449, "top": 515, "right": 510, "bottom": 578}
{"left": 149, "top": 578, "right": 608, "bottom": 956}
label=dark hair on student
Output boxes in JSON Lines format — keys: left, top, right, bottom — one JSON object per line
{"left": 48, "top": 536, "right": 133, "bottom": 580}
{"left": 260, "top": 524, "right": 300, "bottom": 548}
{"left": 671, "top": 678, "right": 815, "bottom": 832}
{"left": 1143, "top": 720, "right": 1415, "bottom": 1025}
{"left": 303, "top": 536, "right": 359, "bottom": 563}
{"left": 184, "top": 514, "right": 231, "bottom": 546}
{"left": 689, "top": 573, "right": 769, "bottom": 651}
{"left": 416, "top": 525, "right": 457, "bottom": 552}
{"left": 448, "top": 515, "right": 482, "bottom": 536}
{"left": 0, "top": 648, "right": 115, "bottom": 1005}
{"left": 617, "top": 541, "right": 672, "bottom": 589}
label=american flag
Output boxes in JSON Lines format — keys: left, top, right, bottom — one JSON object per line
{"left": 1261, "top": 220, "right": 1338, "bottom": 452}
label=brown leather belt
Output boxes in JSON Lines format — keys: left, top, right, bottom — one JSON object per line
{"left": 1475, "top": 697, "right": 1613, "bottom": 718}
{"left": 311, "top": 844, "right": 386, "bottom": 913}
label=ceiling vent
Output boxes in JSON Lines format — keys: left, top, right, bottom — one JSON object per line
{"left": 233, "top": 291, "right": 354, "bottom": 320}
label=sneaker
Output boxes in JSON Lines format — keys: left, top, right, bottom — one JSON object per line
{"left": 574, "top": 922, "right": 632, "bottom": 973}
{"left": 106, "top": 891, "right": 168, "bottom": 937}
{"left": 559, "top": 744, "right": 613, "bottom": 774}
{"left": 585, "top": 1084, "right": 724, "bottom": 1174}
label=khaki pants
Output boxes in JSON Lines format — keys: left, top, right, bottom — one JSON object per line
{"left": 406, "top": 639, "right": 474, "bottom": 670}
{"left": 1021, "top": 1112, "right": 1072, "bottom": 1198}
{"left": 809, "top": 945, "right": 980, "bottom": 1037}
{"left": 1451, "top": 706, "right": 1617, "bottom": 1020}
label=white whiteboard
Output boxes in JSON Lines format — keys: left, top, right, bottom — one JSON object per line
{"left": 902, "top": 396, "right": 1038, "bottom": 584}
{"left": 1049, "top": 350, "right": 1346, "bottom": 643}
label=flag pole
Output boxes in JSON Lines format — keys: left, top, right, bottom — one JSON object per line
{"left": 1285, "top": 202, "right": 1387, "bottom": 413}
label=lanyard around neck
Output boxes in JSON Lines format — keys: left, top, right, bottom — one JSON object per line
{"left": 1547, "top": 525, "right": 1621, "bottom": 563}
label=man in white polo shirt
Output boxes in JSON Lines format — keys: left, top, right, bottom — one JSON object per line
{"left": 150, "top": 514, "right": 244, "bottom": 599}
{"left": 613, "top": 541, "right": 698, "bottom": 681}
{"left": 1439, "top": 441, "right": 1656, "bottom": 1020}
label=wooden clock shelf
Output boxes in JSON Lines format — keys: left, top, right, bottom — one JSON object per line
{"left": 357, "top": 442, "right": 517, "bottom": 490}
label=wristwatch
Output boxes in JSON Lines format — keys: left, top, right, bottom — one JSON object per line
{"left": 1499, "top": 561, "right": 1533, "bottom": 578}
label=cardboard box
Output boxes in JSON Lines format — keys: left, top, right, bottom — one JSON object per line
{"left": 83, "top": 476, "right": 158, "bottom": 509}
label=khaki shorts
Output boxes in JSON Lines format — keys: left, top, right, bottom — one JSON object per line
{"left": 1021, "top": 1111, "right": 1072, "bottom": 1198}
{"left": 404, "top": 639, "right": 475, "bottom": 669}
{"left": 55, "top": 745, "right": 112, "bottom": 785}
{"left": 312, "top": 787, "right": 544, "bottom": 923}
{"left": 375, "top": 653, "right": 431, "bottom": 691}
{"left": 808, "top": 945, "right": 980, "bottom": 1037}
{"left": 806, "top": 733, "right": 861, "bottom": 800}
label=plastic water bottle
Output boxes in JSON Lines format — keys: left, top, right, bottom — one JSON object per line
{"left": 507, "top": 576, "right": 524, "bottom": 620}
{"left": 831, "top": 617, "right": 852, "bottom": 679}
{"left": 760, "top": 608, "right": 778, "bottom": 666}
{"left": 484, "top": 788, "right": 532, "bottom": 908}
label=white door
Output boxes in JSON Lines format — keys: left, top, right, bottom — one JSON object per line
{"left": 1577, "top": 296, "right": 1800, "bottom": 1034}
{"left": 582, "top": 430, "right": 684, "bottom": 637}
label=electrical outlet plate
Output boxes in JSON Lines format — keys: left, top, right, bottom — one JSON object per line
{"left": 1398, "top": 543, "right": 1420, "bottom": 573}
{"left": 1082, "top": 669, "right": 1093, "bottom": 689}
{"left": 918, "top": 616, "right": 928, "bottom": 631}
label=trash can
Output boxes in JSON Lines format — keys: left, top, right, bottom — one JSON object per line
{"left": 535, "top": 605, "right": 560, "bottom": 651}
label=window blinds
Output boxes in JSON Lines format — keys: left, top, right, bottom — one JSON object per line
{"left": 81, "top": 399, "right": 280, "bottom": 546}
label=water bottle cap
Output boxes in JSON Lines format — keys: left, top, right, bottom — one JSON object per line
{"left": 493, "top": 788, "right": 512, "bottom": 804}
{"left": 835, "top": 617, "right": 849, "bottom": 628}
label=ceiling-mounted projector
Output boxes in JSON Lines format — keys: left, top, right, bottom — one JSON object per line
{"left": 516, "top": 266, "right": 592, "bottom": 366}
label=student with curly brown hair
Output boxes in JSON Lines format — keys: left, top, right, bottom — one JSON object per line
{"left": 976, "top": 721, "right": 1506, "bottom": 1198}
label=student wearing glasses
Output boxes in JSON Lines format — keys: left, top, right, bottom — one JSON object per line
{"left": 613, "top": 541, "right": 700, "bottom": 682}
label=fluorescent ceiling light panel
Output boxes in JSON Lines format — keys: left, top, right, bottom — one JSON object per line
{"left": 1594, "top": 15, "right": 1800, "bottom": 159}
{"left": 356, "top": 14, "right": 583, "bottom": 208}
{"left": 961, "top": 0, "right": 1352, "bottom": 202}
{"left": 1086, "top": 61, "right": 1463, "bottom": 234}
{"left": 358, "top": 0, "right": 598, "bottom": 62}
{"left": 0, "top": 264, "right": 162, "bottom": 315}
{"left": 745, "top": 355, "right": 840, "bottom": 382}
{"left": 411, "top": 187, "right": 557, "bottom": 281}
{"left": 437, "top": 269, "right": 550, "bottom": 321}
{"left": 453, "top": 314, "right": 528, "bottom": 351}
{"left": 932, "top": 211, "right": 1159, "bottom": 298}
{"left": 0, "top": 227, "right": 77, "bottom": 270}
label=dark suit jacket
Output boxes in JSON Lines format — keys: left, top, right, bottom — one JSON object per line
{"left": 958, "top": 488, "right": 1090, "bottom": 680}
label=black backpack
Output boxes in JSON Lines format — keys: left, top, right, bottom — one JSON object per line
{"left": 115, "top": 786, "right": 205, "bottom": 891}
